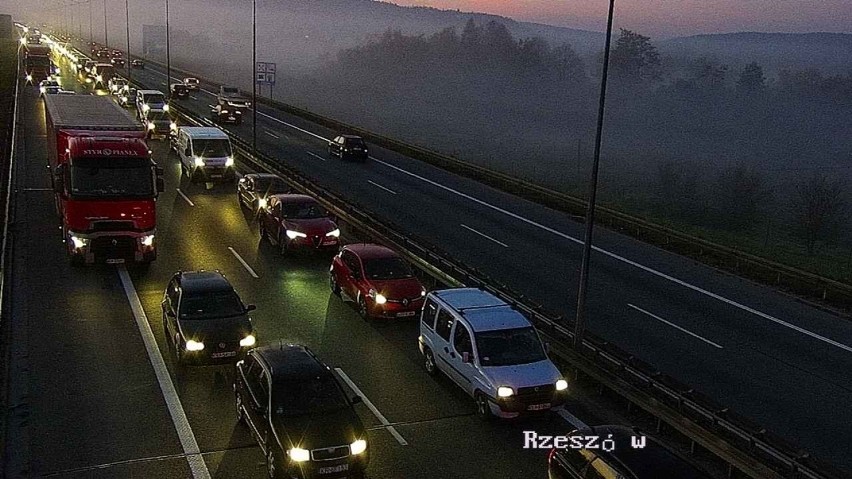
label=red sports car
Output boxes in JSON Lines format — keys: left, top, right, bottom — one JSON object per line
{"left": 330, "top": 244, "right": 426, "bottom": 319}
{"left": 258, "top": 194, "right": 340, "bottom": 254}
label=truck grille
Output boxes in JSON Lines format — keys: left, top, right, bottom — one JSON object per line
{"left": 516, "top": 384, "right": 556, "bottom": 405}
{"left": 91, "top": 236, "right": 136, "bottom": 261}
{"left": 311, "top": 445, "right": 349, "bottom": 461}
{"left": 90, "top": 220, "right": 135, "bottom": 232}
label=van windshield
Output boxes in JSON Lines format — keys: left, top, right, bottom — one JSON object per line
{"left": 475, "top": 327, "right": 546, "bottom": 367}
{"left": 193, "top": 139, "right": 232, "bottom": 157}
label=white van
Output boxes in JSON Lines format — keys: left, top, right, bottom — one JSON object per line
{"left": 171, "top": 126, "right": 236, "bottom": 183}
{"left": 418, "top": 288, "right": 568, "bottom": 419}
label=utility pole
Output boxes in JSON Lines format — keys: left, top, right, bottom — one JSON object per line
{"left": 103, "top": 0, "right": 108, "bottom": 47}
{"left": 165, "top": 0, "right": 170, "bottom": 96}
{"left": 125, "top": 0, "right": 130, "bottom": 80}
{"left": 252, "top": 0, "right": 257, "bottom": 156}
{"left": 573, "top": 0, "right": 616, "bottom": 349}
{"left": 88, "top": 0, "right": 93, "bottom": 43}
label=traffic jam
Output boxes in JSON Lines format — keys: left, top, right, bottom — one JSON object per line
{"left": 19, "top": 27, "right": 714, "bottom": 479}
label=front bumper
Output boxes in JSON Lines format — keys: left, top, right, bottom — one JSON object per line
{"left": 490, "top": 390, "right": 567, "bottom": 418}
{"left": 285, "top": 235, "right": 340, "bottom": 253}
{"left": 286, "top": 454, "right": 368, "bottom": 479}
{"left": 367, "top": 297, "right": 424, "bottom": 319}
{"left": 182, "top": 343, "right": 250, "bottom": 365}
{"left": 67, "top": 229, "right": 156, "bottom": 264}
{"left": 191, "top": 166, "right": 237, "bottom": 182}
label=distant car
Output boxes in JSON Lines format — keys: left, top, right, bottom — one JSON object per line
{"left": 161, "top": 270, "right": 256, "bottom": 367}
{"left": 41, "top": 85, "right": 61, "bottom": 95}
{"left": 548, "top": 425, "right": 713, "bottom": 479}
{"left": 108, "top": 77, "right": 128, "bottom": 94}
{"left": 237, "top": 173, "right": 290, "bottom": 212}
{"left": 111, "top": 57, "right": 125, "bottom": 67}
{"left": 130, "top": 59, "right": 144, "bottom": 69}
{"left": 82, "top": 60, "right": 96, "bottom": 75}
{"left": 210, "top": 103, "right": 242, "bottom": 125}
{"left": 38, "top": 78, "right": 59, "bottom": 95}
{"left": 170, "top": 83, "right": 189, "bottom": 99}
{"left": 328, "top": 135, "right": 368, "bottom": 162}
{"left": 258, "top": 194, "right": 340, "bottom": 255}
{"left": 117, "top": 87, "right": 136, "bottom": 107}
{"left": 330, "top": 244, "right": 426, "bottom": 320}
{"left": 234, "top": 344, "right": 369, "bottom": 479}
{"left": 183, "top": 77, "right": 199, "bottom": 90}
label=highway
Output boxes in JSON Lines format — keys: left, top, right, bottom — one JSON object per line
{"left": 3, "top": 38, "right": 851, "bottom": 477}
{"left": 117, "top": 55, "right": 852, "bottom": 471}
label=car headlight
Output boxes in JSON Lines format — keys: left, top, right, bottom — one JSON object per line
{"left": 256, "top": 197, "right": 267, "bottom": 209}
{"left": 142, "top": 104, "right": 150, "bottom": 112}
{"left": 162, "top": 104, "right": 169, "bottom": 112}
{"left": 287, "top": 448, "right": 310, "bottom": 462}
{"left": 325, "top": 228, "right": 340, "bottom": 237}
{"left": 286, "top": 230, "right": 306, "bottom": 239}
{"left": 350, "top": 439, "right": 367, "bottom": 455}
{"left": 19, "top": 38, "right": 26, "bottom": 45}
{"left": 185, "top": 339, "right": 204, "bottom": 351}
{"left": 25, "top": 74, "right": 32, "bottom": 81}
{"left": 556, "top": 379, "right": 568, "bottom": 391}
{"left": 225, "top": 156, "right": 234, "bottom": 167}
{"left": 421, "top": 289, "right": 426, "bottom": 297}
{"left": 234, "top": 110, "right": 242, "bottom": 115}
{"left": 141, "top": 234, "right": 155, "bottom": 246}
{"left": 497, "top": 386, "right": 514, "bottom": 398}
{"left": 193, "top": 156, "right": 204, "bottom": 167}
{"left": 374, "top": 293, "right": 387, "bottom": 305}
{"left": 70, "top": 236, "right": 88, "bottom": 249}
{"left": 120, "top": 95, "right": 127, "bottom": 102}
{"left": 96, "top": 74, "right": 102, "bottom": 81}
{"left": 40, "top": 86, "right": 45, "bottom": 93}
{"left": 239, "top": 334, "right": 256, "bottom": 347}
{"left": 147, "top": 122, "right": 155, "bottom": 130}
{"left": 169, "top": 122, "right": 177, "bottom": 130}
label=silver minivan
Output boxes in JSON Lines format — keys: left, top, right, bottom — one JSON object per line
{"left": 418, "top": 288, "right": 568, "bottom": 419}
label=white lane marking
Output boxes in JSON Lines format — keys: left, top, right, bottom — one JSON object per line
{"left": 555, "top": 408, "right": 589, "bottom": 429}
{"left": 190, "top": 95, "right": 198, "bottom": 100}
{"left": 628, "top": 304, "right": 724, "bottom": 349}
{"left": 117, "top": 267, "right": 212, "bottom": 479}
{"left": 176, "top": 188, "right": 195, "bottom": 207}
{"left": 371, "top": 157, "right": 852, "bottom": 354}
{"left": 228, "top": 247, "right": 259, "bottom": 278}
{"left": 143, "top": 63, "right": 852, "bottom": 354}
{"left": 306, "top": 151, "right": 327, "bottom": 162}
{"left": 334, "top": 368, "right": 408, "bottom": 446}
{"left": 460, "top": 224, "right": 508, "bottom": 248}
{"left": 206, "top": 104, "right": 215, "bottom": 109}
{"left": 367, "top": 180, "right": 397, "bottom": 195}
{"left": 264, "top": 130, "right": 280, "bottom": 139}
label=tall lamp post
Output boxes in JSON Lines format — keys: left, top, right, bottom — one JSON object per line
{"left": 573, "top": 0, "right": 616, "bottom": 349}
{"left": 88, "top": 0, "right": 93, "bottom": 44}
{"left": 103, "top": 0, "right": 108, "bottom": 47}
{"left": 252, "top": 0, "right": 257, "bottom": 157}
{"left": 124, "top": 0, "right": 130, "bottom": 81}
{"left": 165, "top": 0, "right": 170, "bottom": 97}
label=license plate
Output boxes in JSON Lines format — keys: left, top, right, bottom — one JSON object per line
{"left": 322, "top": 240, "right": 337, "bottom": 246}
{"left": 318, "top": 464, "right": 349, "bottom": 474}
{"left": 527, "top": 403, "right": 551, "bottom": 411}
{"left": 397, "top": 311, "right": 416, "bottom": 317}
{"left": 211, "top": 351, "right": 236, "bottom": 358}
{"left": 105, "top": 258, "right": 125, "bottom": 264}
{"left": 211, "top": 174, "right": 223, "bottom": 178}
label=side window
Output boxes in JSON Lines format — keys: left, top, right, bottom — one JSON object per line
{"left": 421, "top": 299, "right": 438, "bottom": 329}
{"left": 166, "top": 278, "right": 179, "bottom": 307}
{"left": 245, "top": 358, "right": 262, "bottom": 397}
{"left": 453, "top": 323, "right": 473, "bottom": 355}
{"left": 258, "top": 371, "right": 270, "bottom": 407}
{"left": 342, "top": 251, "right": 360, "bottom": 274}
{"left": 435, "top": 309, "right": 454, "bottom": 341}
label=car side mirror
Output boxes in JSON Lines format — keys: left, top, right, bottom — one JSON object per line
{"left": 245, "top": 304, "right": 257, "bottom": 312}
{"left": 351, "top": 395, "right": 362, "bottom": 405}
{"left": 462, "top": 352, "right": 471, "bottom": 363}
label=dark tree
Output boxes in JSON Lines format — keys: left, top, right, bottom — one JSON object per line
{"left": 790, "top": 174, "right": 846, "bottom": 255}
{"left": 693, "top": 57, "right": 729, "bottom": 91}
{"left": 737, "top": 62, "right": 765, "bottom": 92}
{"left": 710, "top": 165, "right": 771, "bottom": 230}
{"left": 610, "top": 29, "right": 660, "bottom": 82}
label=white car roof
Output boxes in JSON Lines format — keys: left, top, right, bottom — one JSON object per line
{"left": 181, "top": 126, "right": 229, "bottom": 139}
{"left": 430, "top": 288, "right": 532, "bottom": 332}
{"left": 138, "top": 89, "right": 164, "bottom": 95}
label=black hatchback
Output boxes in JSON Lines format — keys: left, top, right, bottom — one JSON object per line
{"left": 548, "top": 425, "right": 712, "bottom": 479}
{"left": 328, "top": 135, "right": 368, "bottom": 162}
{"left": 161, "top": 271, "right": 257, "bottom": 366}
{"left": 234, "top": 344, "right": 369, "bottom": 479}
{"left": 170, "top": 83, "right": 189, "bottom": 99}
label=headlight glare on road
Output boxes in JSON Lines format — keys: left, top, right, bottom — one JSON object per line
{"left": 193, "top": 156, "right": 205, "bottom": 167}
{"left": 239, "top": 334, "right": 256, "bottom": 347}
{"left": 96, "top": 74, "right": 102, "bottom": 82}
{"left": 142, "top": 103, "right": 150, "bottom": 112}
{"left": 497, "top": 386, "right": 514, "bottom": 398}
{"left": 286, "top": 230, "right": 306, "bottom": 239}
{"left": 325, "top": 228, "right": 339, "bottom": 237}
{"left": 350, "top": 439, "right": 367, "bottom": 455}
{"left": 185, "top": 339, "right": 204, "bottom": 351}
{"left": 40, "top": 86, "right": 45, "bottom": 94}
{"left": 288, "top": 447, "right": 310, "bottom": 462}
{"left": 141, "top": 235, "right": 155, "bottom": 247}
{"left": 70, "top": 236, "right": 88, "bottom": 249}
{"left": 556, "top": 379, "right": 568, "bottom": 391}
{"left": 225, "top": 156, "right": 234, "bottom": 167}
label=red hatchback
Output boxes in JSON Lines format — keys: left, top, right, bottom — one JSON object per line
{"left": 330, "top": 244, "right": 426, "bottom": 319}
{"left": 258, "top": 194, "right": 340, "bottom": 254}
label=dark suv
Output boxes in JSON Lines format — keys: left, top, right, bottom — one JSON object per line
{"left": 234, "top": 344, "right": 369, "bottom": 479}
{"left": 548, "top": 425, "right": 712, "bottom": 479}
{"left": 161, "top": 271, "right": 257, "bottom": 366}
{"left": 328, "top": 135, "right": 368, "bottom": 162}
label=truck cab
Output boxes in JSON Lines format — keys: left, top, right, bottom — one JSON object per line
{"left": 218, "top": 85, "right": 251, "bottom": 109}
{"left": 171, "top": 126, "right": 236, "bottom": 183}
{"left": 136, "top": 89, "right": 172, "bottom": 138}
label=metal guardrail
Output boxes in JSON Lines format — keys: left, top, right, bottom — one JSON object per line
{"left": 157, "top": 97, "right": 848, "bottom": 479}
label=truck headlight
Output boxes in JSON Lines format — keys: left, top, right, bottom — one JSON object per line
{"left": 169, "top": 122, "right": 177, "bottom": 130}
{"left": 142, "top": 104, "right": 150, "bottom": 112}
{"left": 239, "top": 334, "right": 256, "bottom": 347}
{"left": 257, "top": 197, "right": 267, "bottom": 209}
{"left": 70, "top": 236, "right": 88, "bottom": 249}
{"left": 141, "top": 235, "right": 155, "bottom": 247}
{"left": 374, "top": 293, "right": 387, "bottom": 305}
{"left": 325, "top": 228, "right": 340, "bottom": 237}
{"left": 497, "top": 386, "right": 514, "bottom": 398}
{"left": 350, "top": 439, "right": 367, "bottom": 455}
{"left": 147, "top": 122, "right": 155, "bottom": 130}
{"left": 162, "top": 104, "right": 169, "bottom": 112}
{"left": 286, "top": 230, "right": 306, "bottom": 239}
{"left": 287, "top": 448, "right": 310, "bottom": 462}
{"left": 225, "top": 156, "right": 234, "bottom": 167}
{"left": 185, "top": 339, "right": 204, "bottom": 351}
{"left": 40, "top": 86, "right": 46, "bottom": 94}
{"left": 193, "top": 156, "right": 204, "bottom": 167}
{"left": 96, "top": 74, "right": 102, "bottom": 82}
{"left": 556, "top": 379, "right": 568, "bottom": 391}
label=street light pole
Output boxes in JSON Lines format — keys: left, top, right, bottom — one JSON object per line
{"left": 103, "top": 0, "right": 108, "bottom": 47}
{"left": 88, "top": 0, "right": 93, "bottom": 44}
{"left": 125, "top": 0, "right": 130, "bottom": 81}
{"left": 165, "top": 0, "right": 170, "bottom": 97}
{"left": 573, "top": 0, "right": 616, "bottom": 349}
{"left": 252, "top": 0, "right": 257, "bottom": 157}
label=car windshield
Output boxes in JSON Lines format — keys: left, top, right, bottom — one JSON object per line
{"left": 186, "top": 78, "right": 198, "bottom": 84}
{"left": 273, "top": 375, "right": 349, "bottom": 417}
{"left": 69, "top": 159, "right": 154, "bottom": 198}
{"left": 253, "top": 177, "right": 288, "bottom": 194}
{"left": 179, "top": 290, "right": 244, "bottom": 319}
{"left": 475, "top": 327, "right": 547, "bottom": 367}
{"left": 42, "top": 80, "right": 58, "bottom": 87}
{"left": 193, "top": 139, "right": 231, "bottom": 157}
{"left": 282, "top": 201, "right": 329, "bottom": 219}
{"left": 144, "top": 94, "right": 165, "bottom": 106}
{"left": 345, "top": 138, "right": 366, "bottom": 147}
{"left": 363, "top": 257, "right": 413, "bottom": 280}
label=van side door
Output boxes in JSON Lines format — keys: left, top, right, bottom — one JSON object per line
{"left": 433, "top": 308, "right": 466, "bottom": 388}
{"left": 450, "top": 321, "right": 477, "bottom": 395}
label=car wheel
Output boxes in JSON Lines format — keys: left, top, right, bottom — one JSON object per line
{"left": 330, "top": 272, "right": 341, "bottom": 297}
{"left": 475, "top": 392, "right": 493, "bottom": 421}
{"left": 235, "top": 391, "right": 246, "bottom": 425}
{"left": 423, "top": 348, "right": 438, "bottom": 376}
{"left": 358, "top": 295, "right": 370, "bottom": 320}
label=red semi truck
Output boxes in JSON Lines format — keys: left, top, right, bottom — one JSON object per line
{"left": 44, "top": 95, "right": 164, "bottom": 265}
